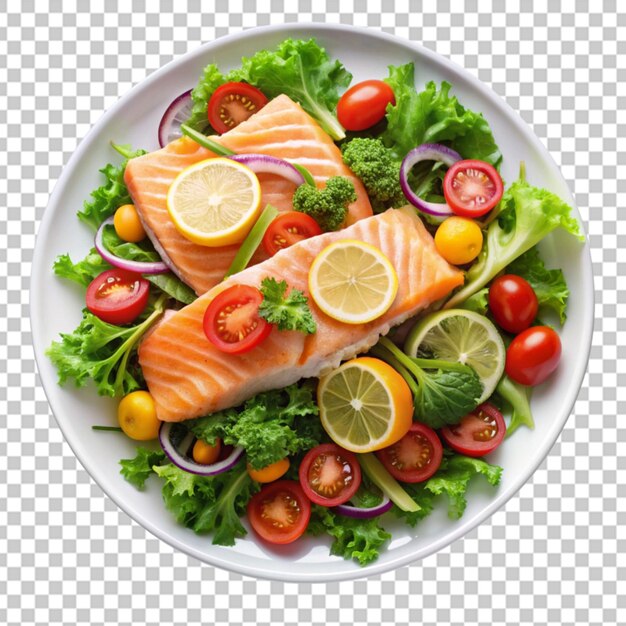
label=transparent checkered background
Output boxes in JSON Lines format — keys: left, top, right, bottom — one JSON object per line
{"left": 1, "top": 1, "right": 624, "bottom": 624}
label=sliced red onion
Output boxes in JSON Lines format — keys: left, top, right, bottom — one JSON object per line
{"left": 159, "top": 422, "right": 244, "bottom": 476}
{"left": 158, "top": 90, "right": 194, "bottom": 148}
{"left": 400, "top": 143, "right": 462, "bottom": 217}
{"left": 334, "top": 494, "right": 392, "bottom": 519}
{"left": 229, "top": 153, "right": 305, "bottom": 187}
{"left": 95, "top": 217, "right": 170, "bottom": 274}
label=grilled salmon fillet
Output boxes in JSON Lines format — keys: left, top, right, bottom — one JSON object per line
{"left": 138, "top": 208, "right": 464, "bottom": 423}
{"left": 124, "top": 94, "right": 373, "bottom": 295}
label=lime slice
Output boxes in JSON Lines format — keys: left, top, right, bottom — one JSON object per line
{"left": 318, "top": 357, "right": 413, "bottom": 453}
{"left": 404, "top": 309, "right": 505, "bottom": 404}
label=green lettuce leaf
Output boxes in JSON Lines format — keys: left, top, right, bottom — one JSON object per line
{"left": 144, "top": 273, "right": 197, "bottom": 304}
{"left": 307, "top": 505, "right": 391, "bottom": 566}
{"left": 77, "top": 146, "right": 147, "bottom": 231}
{"left": 445, "top": 174, "right": 584, "bottom": 309}
{"left": 394, "top": 452, "right": 503, "bottom": 525}
{"left": 382, "top": 64, "right": 502, "bottom": 165}
{"left": 101, "top": 224, "right": 161, "bottom": 263}
{"left": 188, "top": 382, "right": 324, "bottom": 470}
{"left": 53, "top": 249, "right": 111, "bottom": 288}
{"left": 506, "top": 247, "right": 570, "bottom": 323}
{"left": 152, "top": 461, "right": 259, "bottom": 546}
{"left": 119, "top": 447, "right": 166, "bottom": 489}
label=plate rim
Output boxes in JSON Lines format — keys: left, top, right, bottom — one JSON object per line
{"left": 30, "top": 22, "right": 594, "bottom": 583}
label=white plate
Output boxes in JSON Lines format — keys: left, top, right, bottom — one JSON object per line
{"left": 31, "top": 23, "right": 593, "bottom": 582}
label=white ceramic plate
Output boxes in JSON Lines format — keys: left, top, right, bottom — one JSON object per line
{"left": 31, "top": 23, "right": 593, "bottom": 582}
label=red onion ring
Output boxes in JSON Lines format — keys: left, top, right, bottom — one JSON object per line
{"left": 159, "top": 422, "right": 244, "bottom": 476}
{"left": 334, "top": 494, "right": 392, "bottom": 519}
{"left": 229, "top": 153, "right": 305, "bottom": 187}
{"left": 158, "top": 90, "right": 194, "bottom": 148}
{"left": 400, "top": 143, "right": 462, "bottom": 216}
{"left": 95, "top": 217, "right": 170, "bottom": 274}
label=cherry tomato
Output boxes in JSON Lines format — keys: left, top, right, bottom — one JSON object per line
{"left": 298, "top": 443, "right": 361, "bottom": 507}
{"left": 434, "top": 216, "right": 483, "bottom": 265}
{"left": 86, "top": 269, "right": 150, "bottom": 325}
{"left": 376, "top": 422, "right": 443, "bottom": 483}
{"left": 337, "top": 80, "right": 395, "bottom": 131}
{"left": 489, "top": 274, "right": 539, "bottom": 334}
{"left": 247, "top": 480, "right": 311, "bottom": 545}
{"left": 192, "top": 439, "right": 222, "bottom": 465}
{"left": 203, "top": 284, "right": 272, "bottom": 354}
{"left": 118, "top": 391, "right": 160, "bottom": 441}
{"left": 443, "top": 159, "right": 504, "bottom": 218}
{"left": 505, "top": 325, "right": 562, "bottom": 386}
{"left": 440, "top": 403, "right": 506, "bottom": 457}
{"left": 207, "top": 82, "right": 269, "bottom": 134}
{"left": 262, "top": 211, "right": 323, "bottom": 256}
{"left": 113, "top": 204, "right": 146, "bottom": 243}
{"left": 247, "top": 458, "right": 290, "bottom": 483}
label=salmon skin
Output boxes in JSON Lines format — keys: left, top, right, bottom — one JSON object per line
{"left": 138, "top": 208, "right": 464, "bottom": 423}
{"left": 124, "top": 94, "right": 373, "bottom": 295}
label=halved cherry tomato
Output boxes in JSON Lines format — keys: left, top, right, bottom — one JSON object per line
{"left": 443, "top": 159, "right": 504, "bottom": 218}
{"left": 337, "top": 80, "right": 395, "bottom": 131}
{"left": 203, "top": 284, "right": 271, "bottom": 354}
{"left": 489, "top": 274, "right": 539, "bottom": 334}
{"left": 262, "top": 211, "right": 323, "bottom": 256}
{"left": 298, "top": 443, "right": 361, "bottom": 507}
{"left": 440, "top": 403, "right": 506, "bottom": 457}
{"left": 86, "top": 269, "right": 150, "bottom": 325}
{"left": 376, "top": 422, "right": 443, "bottom": 483}
{"left": 208, "top": 82, "right": 269, "bottom": 134}
{"left": 247, "top": 480, "right": 311, "bottom": 545}
{"left": 505, "top": 325, "right": 562, "bottom": 386}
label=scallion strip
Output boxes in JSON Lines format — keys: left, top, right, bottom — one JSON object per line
{"left": 292, "top": 163, "right": 316, "bottom": 187}
{"left": 224, "top": 204, "right": 279, "bottom": 278}
{"left": 180, "top": 124, "right": 235, "bottom": 157}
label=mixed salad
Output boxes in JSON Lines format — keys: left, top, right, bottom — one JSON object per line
{"left": 48, "top": 38, "right": 583, "bottom": 565}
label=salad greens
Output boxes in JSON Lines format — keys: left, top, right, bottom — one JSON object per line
{"left": 258, "top": 277, "right": 317, "bottom": 334}
{"left": 382, "top": 64, "right": 502, "bottom": 166}
{"left": 47, "top": 293, "right": 167, "bottom": 398}
{"left": 445, "top": 168, "right": 583, "bottom": 309}
{"left": 53, "top": 249, "right": 111, "bottom": 288}
{"left": 187, "top": 382, "right": 325, "bottom": 470}
{"left": 77, "top": 146, "right": 147, "bottom": 231}
{"left": 186, "top": 38, "right": 351, "bottom": 140}
{"left": 495, "top": 374, "right": 535, "bottom": 436}
{"left": 372, "top": 337, "right": 483, "bottom": 429}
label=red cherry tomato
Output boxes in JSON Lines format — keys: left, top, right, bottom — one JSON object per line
{"left": 337, "top": 79, "right": 396, "bottom": 131}
{"left": 440, "top": 403, "right": 506, "bottom": 458}
{"left": 262, "top": 211, "right": 323, "bottom": 256}
{"left": 207, "top": 82, "right": 269, "bottom": 134}
{"left": 443, "top": 159, "right": 504, "bottom": 218}
{"left": 376, "top": 423, "right": 443, "bottom": 483}
{"left": 247, "top": 480, "right": 311, "bottom": 545}
{"left": 489, "top": 274, "right": 539, "bottom": 334}
{"left": 505, "top": 326, "right": 562, "bottom": 386}
{"left": 85, "top": 269, "right": 150, "bottom": 325}
{"left": 202, "top": 284, "right": 272, "bottom": 354}
{"left": 298, "top": 443, "right": 362, "bottom": 507}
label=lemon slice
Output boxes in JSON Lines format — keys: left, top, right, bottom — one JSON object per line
{"left": 166, "top": 157, "right": 262, "bottom": 246}
{"left": 318, "top": 357, "right": 413, "bottom": 453}
{"left": 308, "top": 240, "right": 398, "bottom": 324}
{"left": 404, "top": 309, "right": 505, "bottom": 404}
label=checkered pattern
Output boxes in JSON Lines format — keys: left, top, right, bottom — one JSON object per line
{"left": 1, "top": 1, "right": 624, "bottom": 624}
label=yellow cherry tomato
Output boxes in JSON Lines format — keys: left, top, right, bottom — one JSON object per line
{"left": 117, "top": 390, "right": 160, "bottom": 440}
{"left": 113, "top": 204, "right": 146, "bottom": 243}
{"left": 434, "top": 216, "right": 483, "bottom": 265}
{"left": 192, "top": 439, "right": 222, "bottom": 465}
{"left": 247, "top": 458, "right": 290, "bottom": 483}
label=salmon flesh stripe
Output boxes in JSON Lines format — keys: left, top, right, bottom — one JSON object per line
{"left": 124, "top": 94, "right": 373, "bottom": 295}
{"left": 138, "top": 208, "right": 464, "bottom": 423}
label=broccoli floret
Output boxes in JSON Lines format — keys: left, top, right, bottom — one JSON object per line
{"left": 292, "top": 176, "right": 356, "bottom": 231}
{"left": 341, "top": 138, "right": 405, "bottom": 211}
